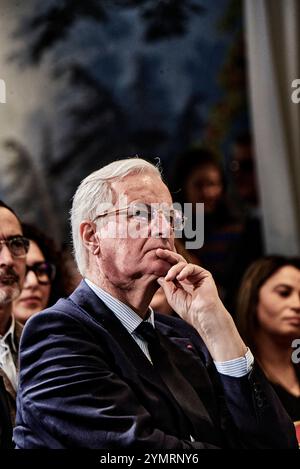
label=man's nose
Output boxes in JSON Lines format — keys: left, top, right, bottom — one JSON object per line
{"left": 0, "top": 243, "right": 14, "bottom": 266}
{"left": 150, "top": 211, "right": 172, "bottom": 238}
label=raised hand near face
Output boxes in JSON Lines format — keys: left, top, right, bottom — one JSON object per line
{"left": 156, "top": 248, "right": 247, "bottom": 361}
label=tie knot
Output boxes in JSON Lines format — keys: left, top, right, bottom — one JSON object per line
{"left": 135, "top": 321, "right": 159, "bottom": 346}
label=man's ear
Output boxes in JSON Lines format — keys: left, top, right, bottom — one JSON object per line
{"left": 80, "top": 221, "right": 100, "bottom": 255}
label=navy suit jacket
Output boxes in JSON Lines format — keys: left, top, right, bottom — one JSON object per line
{"left": 0, "top": 377, "right": 13, "bottom": 449}
{"left": 14, "top": 281, "right": 297, "bottom": 449}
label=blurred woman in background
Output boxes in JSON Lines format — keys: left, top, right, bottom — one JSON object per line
{"left": 171, "top": 147, "right": 243, "bottom": 303}
{"left": 236, "top": 256, "right": 300, "bottom": 439}
{"left": 12, "top": 224, "right": 66, "bottom": 324}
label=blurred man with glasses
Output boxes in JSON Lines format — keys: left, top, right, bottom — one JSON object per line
{"left": 14, "top": 159, "right": 297, "bottom": 449}
{"left": 0, "top": 200, "right": 28, "bottom": 448}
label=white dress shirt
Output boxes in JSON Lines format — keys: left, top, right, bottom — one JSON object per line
{"left": 0, "top": 316, "right": 18, "bottom": 391}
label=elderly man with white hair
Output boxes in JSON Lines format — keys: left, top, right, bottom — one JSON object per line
{"left": 14, "top": 158, "right": 297, "bottom": 449}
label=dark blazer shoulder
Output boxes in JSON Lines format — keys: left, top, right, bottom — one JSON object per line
{"left": 23, "top": 280, "right": 104, "bottom": 332}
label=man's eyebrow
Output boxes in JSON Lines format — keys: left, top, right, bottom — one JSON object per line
{"left": 5, "top": 234, "right": 23, "bottom": 240}
{"left": 129, "top": 200, "right": 150, "bottom": 205}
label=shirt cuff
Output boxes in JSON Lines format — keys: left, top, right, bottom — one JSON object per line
{"left": 214, "top": 348, "right": 254, "bottom": 377}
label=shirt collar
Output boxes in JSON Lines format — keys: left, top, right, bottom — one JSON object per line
{"left": 0, "top": 315, "right": 17, "bottom": 352}
{"left": 84, "top": 278, "right": 155, "bottom": 336}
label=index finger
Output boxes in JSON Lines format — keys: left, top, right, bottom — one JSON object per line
{"left": 155, "top": 248, "right": 186, "bottom": 266}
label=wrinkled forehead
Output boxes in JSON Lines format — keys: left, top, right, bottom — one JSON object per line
{"left": 111, "top": 172, "right": 173, "bottom": 206}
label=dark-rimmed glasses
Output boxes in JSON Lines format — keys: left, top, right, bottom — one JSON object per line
{"left": 92, "top": 203, "right": 186, "bottom": 231}
{"left": 0, "top": 236, "right": 30, "bottom": 258}
{"left": 26, "top": 262, "right": 56, "bottom": 285}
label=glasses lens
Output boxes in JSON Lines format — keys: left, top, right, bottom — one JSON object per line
{"left": 129, "top": 204, "right": 151, "bottom": 223}
{"left": 153, "top": 206, "right": 184, "bottom": 231}
{"left": 172, "top": 210, "right": 185, "bottom": 230}
{"left": 28, "top": 262, "right": 56, "bottom": 284}
{"left": 127, "top": 204, "right": 185, "bottom": 230}
{"left": 9, "top": 237, "right": 29, "bottom": 257}
{"left": 36, "top": 264, "right": 50, "bottom": 283}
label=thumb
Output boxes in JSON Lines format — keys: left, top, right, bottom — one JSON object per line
{"left": 157, "top": 277, "right": 165, "bottom": 286}
{"left": 157, "top": 277, "right": 176, "bottom": 301}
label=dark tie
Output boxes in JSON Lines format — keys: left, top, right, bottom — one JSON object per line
{"left": 135, "top": 321, "right": 216, "bottom": 440}
{"left": 135, "top": 321, "right": 161, "bottom": 363}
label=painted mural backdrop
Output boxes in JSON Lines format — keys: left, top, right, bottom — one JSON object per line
{"left": 0, "top": 0, "right": 249, "bottom": 242}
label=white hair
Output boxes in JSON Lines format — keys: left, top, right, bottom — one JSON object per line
{"left": 71, "top": 157, "right": 162, "bottom": 275}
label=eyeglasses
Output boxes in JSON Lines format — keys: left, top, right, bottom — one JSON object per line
{"left": 26, "top": 262, "right": 56, "bottom": 285}
{"left": 92, "top": 202, "right": 186, "bottom": 231}
{"left": 0, "top": 236, "right": 30, "bottom": 258}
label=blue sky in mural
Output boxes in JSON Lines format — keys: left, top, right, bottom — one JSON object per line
{"left": 0, "top": 0, "right": 248, "bottom": 240}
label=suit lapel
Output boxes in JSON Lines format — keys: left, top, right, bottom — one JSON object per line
{"left": 0, "top": 368, "right": 16, "bottom": 425}
{"left": 69, "top": 281, "right": 170, "bottom": 386}
{"left": 0, "top": 376, "right": 13, "bottom": 448}
{"left": 13, "top": 321, "right": 23, "bottom": 373}
{"left": 155, "top": 323, "right": 223, "bottom": 443}
{"left": 0, "top": 320, "right": 22, "bottom": 403}
{"left": 0, "top": 369, "right": 15, "bottom": 401}
{"left": 69, "top": 281, "right": 222, "bottom": 444}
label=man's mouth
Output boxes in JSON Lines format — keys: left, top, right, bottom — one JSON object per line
{"left": 0, "top": 275, "right": 18, "bottom": 285}
{"left": 145, "top": 243, "right": 171, "bottom": 254}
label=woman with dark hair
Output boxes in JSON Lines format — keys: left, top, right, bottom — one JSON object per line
{"left": 172, "top": 147, "right": 243, "bottom": 301}
{"left": 236, "top": 256, "right": 300, "bottom": 439}
{"left": 12, "top": 224, "right": 66, "bottom": 324}
{"left": 172, "top": 147, "right": 226, "bottom": 215}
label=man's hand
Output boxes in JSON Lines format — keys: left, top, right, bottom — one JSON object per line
{"left": 156, "top": 249, "right": 247, "bottom": 361}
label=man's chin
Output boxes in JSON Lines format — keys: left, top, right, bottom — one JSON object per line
{"left": 0, "top": 285, "right": 21, "bottom": 306}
